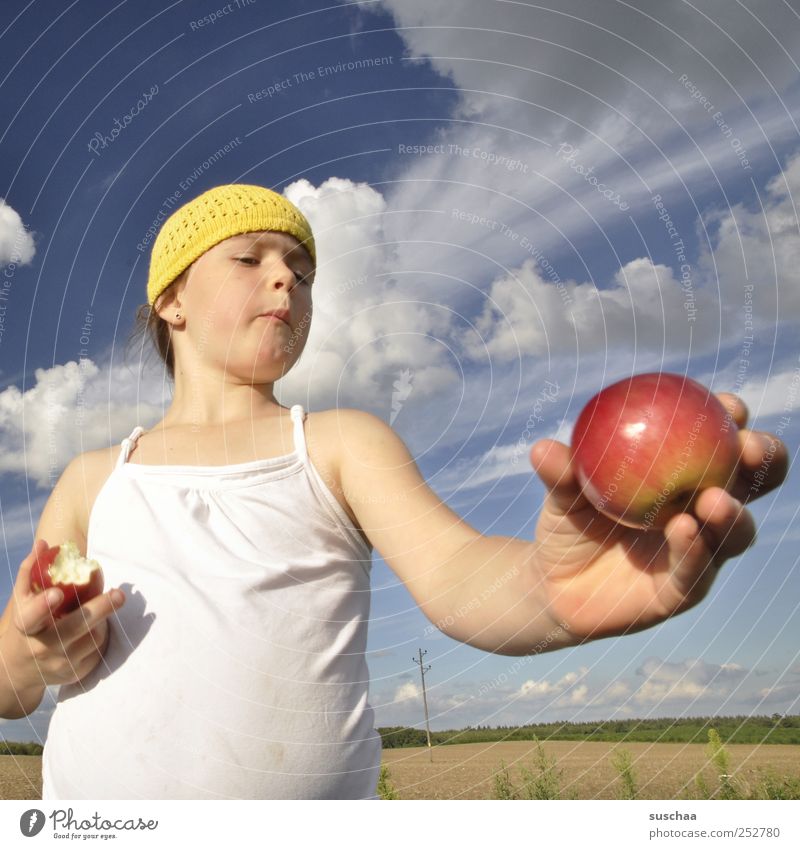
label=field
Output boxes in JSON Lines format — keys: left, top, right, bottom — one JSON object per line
{"left": 0, "top": 755, "right": 41, "bottom": 800}
{"left": 2, "top": 741, "right": 799, "bottom": 800}
{"left": 380, "top": 740, "right": 800, "bottom": 799}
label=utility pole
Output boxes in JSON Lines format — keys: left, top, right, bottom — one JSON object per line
{"left": 413, "top": 648, "right": 433, "bottom": 762}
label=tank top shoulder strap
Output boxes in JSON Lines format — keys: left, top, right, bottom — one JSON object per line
{"left": 289, "top": 404, "right": 308, "bottom": 462}
{"left": 116, "top": 426, "right": 145, "bottom": 469}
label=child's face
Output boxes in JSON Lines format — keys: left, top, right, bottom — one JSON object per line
{"left": 164, "top": 230, "right": 315, "bottom": 384}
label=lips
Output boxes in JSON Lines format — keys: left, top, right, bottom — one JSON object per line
{"left": 258, "top": 308, "right": 291, "bottom": 326}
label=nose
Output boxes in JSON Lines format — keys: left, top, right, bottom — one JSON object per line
{"left": 266, "top": 257, "right": 295, "bottom": 289}
{"left": 264, "top": 256, "right": 297, "bottom": 291}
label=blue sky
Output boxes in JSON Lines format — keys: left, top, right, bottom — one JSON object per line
{"left": 1, "top": 0, "right": 799, "bottom": 743}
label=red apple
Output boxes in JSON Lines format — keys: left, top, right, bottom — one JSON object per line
{"left": 570, "top": 373, "right": 740, "bottom": 529}
{"left": 30, "top": 541, "right": 104, "bottom": 618}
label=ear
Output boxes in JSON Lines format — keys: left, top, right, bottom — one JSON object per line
{"left": 154, "top": 269, "right": 189, "bottom": 324}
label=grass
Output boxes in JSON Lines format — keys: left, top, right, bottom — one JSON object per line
{"left": 492, "top": 737, "right": 574, "bottom": 799}
{"left": 611, "top": 748, "right": 638, "bottom": 799}
{"left": 376, "top": 764, "right": 400, "bottom": 799}
{"left": 489, "top": 729, "right": 800, "bottom": 801}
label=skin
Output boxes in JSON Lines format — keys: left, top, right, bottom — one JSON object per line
{"left": 528, "top": 395, "right": 790, "bottom": 642}
{"left": 0, "top": 229, "right": 317, "bottom": 710}
{"left": 0, "top": 235, "right": 790, "bottom": 705}
{"left": 152, "top": 230, "right": 315, "bottom": 427}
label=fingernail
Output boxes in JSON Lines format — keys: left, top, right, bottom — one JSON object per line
{"left": 46, "top": 588, "right": 62, "bottom": 605}
{"left": 111, "top": 590, "right": 124, "bottom": 606}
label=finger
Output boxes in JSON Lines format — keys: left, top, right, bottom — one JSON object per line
{"left": 70, "top": 623, "right": 108, "bottom": 665}
{"left": 53, "top": 589, "right": 124, "bottom": 646}
{"left": 715, "top": 393, "right": 749, "bottom": 430}
{"left": 663, "top": 512, "right": 718, "bottom": 608}
{"left": 12, "top": 585, "right": 66, "bottom": 638}
{"left": 731, "top": 430, "right": 790, "bottom": 503}
{"left": 693, "top": 487, "right": 757, "bottom": 563}
{"left": 530, "top": 439, "right": 591, "bottom": 516}
{"left": 14, "top": 540, "right": 53, "bottom": 598}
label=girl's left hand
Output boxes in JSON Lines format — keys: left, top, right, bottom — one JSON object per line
{"left": 528, "top": 393, "right": 789, "bottom": 642}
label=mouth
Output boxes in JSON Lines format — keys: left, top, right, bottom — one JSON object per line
{"left": 258, "top": 312, "right": 290, "bottom": 327}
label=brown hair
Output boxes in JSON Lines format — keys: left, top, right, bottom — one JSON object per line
{"left": 125, "top": 273, "right": 185, "bottom": 381}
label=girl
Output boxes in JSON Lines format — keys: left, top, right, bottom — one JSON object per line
{"left": 0, "top": 184, "right": 787, "bottom": 800}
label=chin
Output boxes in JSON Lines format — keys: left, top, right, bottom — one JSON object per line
{"left": 235, "top": 356, "right": 300, "bottom": 382}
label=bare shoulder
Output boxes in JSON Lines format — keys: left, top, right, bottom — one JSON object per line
{"left": 328, "top": 407, "right": 483, "bottom": 612}
{"left": 74, "top": 443, "right": 121, "bottom": 482}
{"left": 301, "top": 408, "right": 394, "bottom": 529}
{"left": 308, "top": 407, "right": 398, "bottom": 471}
{"left": 34, "top": 446, "right": 118, "bottom": 557}
{"left": 314, "top": 407, "right": 394, "bottom": 441}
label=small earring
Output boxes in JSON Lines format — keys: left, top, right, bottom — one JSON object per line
{"left": 175, "top": 313, "right": 181, "bottom": 320}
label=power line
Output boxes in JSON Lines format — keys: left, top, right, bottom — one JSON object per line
{"left": 413, "top": 648, "right": 433, "bottom": 762}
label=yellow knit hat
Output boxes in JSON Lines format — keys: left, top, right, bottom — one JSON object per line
{"left": 146, "top": 184, "right": 316, "bottom": 306}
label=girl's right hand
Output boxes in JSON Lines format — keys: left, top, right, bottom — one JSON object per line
{"left": 2, "top": 539, "right": 126, "bottom": 690}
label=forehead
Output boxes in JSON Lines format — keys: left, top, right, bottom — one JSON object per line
{"left": 221, "top": 230, "right": 309, "bottom": 256}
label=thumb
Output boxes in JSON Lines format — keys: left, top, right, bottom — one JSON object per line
{"left": 12, "top": 540, "right": 62, "bottom": 636}
{"left": 13, "top": 586, "right": 64, "bottom": 637}
{"left": 16, "top": 539, "right": 57, "bottom": 597}
{"left": 529, "top": 439, "right": 590, "bottom": 516}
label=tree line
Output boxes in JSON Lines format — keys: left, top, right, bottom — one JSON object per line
{"left": 377, "top": 714, "right": 800, "bottom": 748}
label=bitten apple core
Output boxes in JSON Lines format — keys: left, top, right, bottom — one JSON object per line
{"left": 30, "top": 540, "right": 105, "bottom": 618}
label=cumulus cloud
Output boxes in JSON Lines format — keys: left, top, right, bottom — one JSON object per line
{"left": 696, "top": 150, "right": 800, "bottom": 325}
{"left": 277, "top": 177, "right": 467, "bottom": 423}
{"left": 393, "top": 680, "right": 421, "bottom": 703}
{"left": 369, "top": 655, "right": 799, "bottom": 728}
{"left": 456, "top": 255, "right": 714, "bottom": 363}
{"left": 0, "top": 357, "right": 165, "bottom": 490}
{"left": 517, "top": 667, "right": 591, "bottom": 707}
{"left": 0, "top": 199, "right": 35, "bottom": 266}
{"left": 346, "top": 0, "right": 800, "bottom": 348}
{"left": 5, "top": 147, "right": 797, "bottom": 512}
{"left": 358, "top": 0, "right": 800, "bottom": 139}
{"left": 633, "top": 656, "right": 748, "bottom": 705}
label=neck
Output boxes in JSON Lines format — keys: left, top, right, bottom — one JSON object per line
{"left": 159, "top": 368, "right": 285, "bottom": 429}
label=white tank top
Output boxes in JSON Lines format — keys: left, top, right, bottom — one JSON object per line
{"left": 41, "top": 404, "right": 381, "bottom": 800}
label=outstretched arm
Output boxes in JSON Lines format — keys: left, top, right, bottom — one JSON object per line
{"left": 336, "top": 396, "right": 788, "bottom": 656}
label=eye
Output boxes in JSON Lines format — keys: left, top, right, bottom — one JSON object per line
{"left": 235, "top": 256, "right": 259, "bottom": 265}
{"left": 294, "top": 270, "right": 312, "bottom": 285}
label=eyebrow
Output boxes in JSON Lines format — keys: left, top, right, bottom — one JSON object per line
{"left": 229, "top": 234, "right": 313, "bottom": 264}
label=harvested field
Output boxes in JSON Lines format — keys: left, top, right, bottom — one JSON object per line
{"left": 0, "top": 756, "right": 42, "bottom": 800}
{"left": 1, "top": 742, "right": 798, "bottom": 799}
{"left": 380, "top": 740, "right": 800, "bottom": 799}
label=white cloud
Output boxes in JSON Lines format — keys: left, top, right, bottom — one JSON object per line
{"left": 277, "top": 177, "right": 464, "bottom": 415}
{"left": 0, "top": 357, "right": 165, "bottom": 489}
{"left": 393, "top": 680, "right": 421, "bottom": 703}
{"left": 590, "top": 679, "right": 632, "bottom": 708}
{"left": 359, "top": 0, "right": 800, "bottom": 138}
{"left": 4, "top": 152, "right": 797, "bottom": 514}
{"left": 517, "top": 666, "right": 590, "bottom": 705}
{"left": 633, "top": 656, "right": 748, "bottom": 705}
{"left": 346, "top": 0, "right": 800, "bottom": 309}
{"left": 696, "top": 150, "right": 800, "bottom": 325}
{"left": 727, "top": 366, "right": 800, "bottom": 423}
{"left": 0, "top": 199, "right": 35, "bottom": 266}
{"left": 370, "top": 655, "right": 800, "bottom": 728}
{"left": 457, "top": 255, "right": 711, "bottom": 363}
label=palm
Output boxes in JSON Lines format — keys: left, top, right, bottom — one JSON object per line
{"left": 528, "top": 393, "right": 787, "bottom": 643}
{"left": 533, "top": 495, "right": 712, "bottom": 640}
